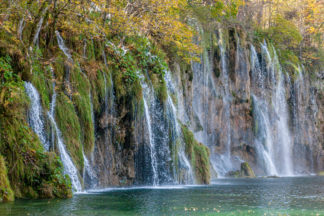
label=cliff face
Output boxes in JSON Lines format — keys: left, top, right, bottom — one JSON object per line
{"left": 0, "top": 22, "right": 323, "bottom": 201}
{"left": 170, "top": 28, "right": 323, "bottom": 177}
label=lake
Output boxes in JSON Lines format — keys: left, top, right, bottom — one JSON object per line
{"left": 1, "top": 176, "right": 324, "bottom": 215}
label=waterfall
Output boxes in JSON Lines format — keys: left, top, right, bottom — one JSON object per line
{"left": 272, "top": 49, "right": 294, "bottom": 176}
{"left": 164, "top": 71, "right": 194, "bottom": 184}
{"left": 82, "top": 91, "right": 97, "bottom": 189}
{"left": 32, "top": 17, "right": 44, "bottom": 46}
{"left": 55, "top": 31, "right": 72, "bottom": 61}
{"left": 250, "top": 43, "right": 294, "bottom": 176}
{"left": 82, "top": 150, "right": 96, "bottom": 188}
{"left": 47, "top": 70, "right": 82, "bottom": 192}
{"left": 251, "top": 95, "right": 278, "bottom": 176}
{"left": 18, "top": 18, "right": 25, "bottom": 42}
{"left": 217, "top": 31, "right": 234, "bottom": 176}
{"left": 55, "top": 30, "right": 73, "bottom": 100}
{"left": 24, "top": 82, "right": 49, "bottom": 151}
{"left": 250, "top": 45, "right": 278, "bottom": 176}
{"left": 139, "top": 74, "right": 159, "bottom": 186}
{"left": 138, "top": 70, "right": 173, "bottom": 185}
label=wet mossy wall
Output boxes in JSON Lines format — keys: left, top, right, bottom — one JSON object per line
{"left": 181, "top": 124, "right": 211, "bottom": 184}
{"left": 0, "top": 44, "right": 72, "bottom": 200}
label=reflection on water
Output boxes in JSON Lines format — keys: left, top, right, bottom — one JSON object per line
{"left": 1, "top": 177, "right": 324, "bottom": 215}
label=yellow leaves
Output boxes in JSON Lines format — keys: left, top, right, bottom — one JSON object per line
{"left": 1, "top": 0, "right": 200, "bottom": 61}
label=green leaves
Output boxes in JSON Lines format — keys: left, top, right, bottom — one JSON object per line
{"left": 0, "top": 55, "right": 15, "bottom": 82}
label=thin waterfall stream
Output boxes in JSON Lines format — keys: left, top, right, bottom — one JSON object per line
{"left": 47, "top": 68, "right": 82, "bottom": 192}
{"left": 24, "top": 82, "right": 49, "bottom": 151}
{"left": 138, "top": 73, "right": 159, "bottom": 186}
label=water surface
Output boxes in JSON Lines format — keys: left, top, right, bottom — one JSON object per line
{"left": 1, "top": 176, "right": 324, "bottom": 215}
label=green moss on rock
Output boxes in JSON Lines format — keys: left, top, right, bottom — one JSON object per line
{"left": 30, "top": 49, "right": 52, "bottom": 110}
{"left": 70, "top": 64, "right": 94, "bottom": 155}
{"left": 226, "top": 162, "right": 256, "bottom": 178}
{"left": 0, "top": 155, "right": 14, "bottom": 202}
{"left": 55, "top": 92, "right": 84, "bottom": 173}
{"left": 0, "top": 76, "right": 72, "bottom": 200}
{"left": 181, "top": 124, "right": 210, "bottom": 184}
{"left": 240, "top": 162, "right": 256, "bottom": 178}
{"left": 317, "top": 171, "right": 324, "bottom": 176}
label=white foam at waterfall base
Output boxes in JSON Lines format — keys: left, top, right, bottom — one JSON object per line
{"left": 82, "top": 150, "right": 96, "bottom": 188}
{"left": 24, "top": 82, "right": 49, "bottom": 151}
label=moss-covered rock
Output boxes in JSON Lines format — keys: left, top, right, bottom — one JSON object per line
{"left": 55, "top": 92, "right": 83, "bottom": 173}
{"left": 226, "top": 162, "right": 256, "bottom": 178}
{"left": 317, "top": 171, "right": 324, "bottom": 176}
{"left": 181, "top": 124, "right": 210, "bottom": 184}
{"left": 70, "top": 63, "right": 94, "bottom": 155}
{"left": 0, "top": 70, "right": 72, "bottom": 200}
{"left": 240, "top": 162, "right": 256, "bottom": 178}
{"left": 0, "top": 155, "right": 14, "bottom": 202}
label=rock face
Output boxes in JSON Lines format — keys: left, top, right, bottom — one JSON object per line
{"left": 2, "top": 25, "right": 322, "bottom": 198}
{"left": 77, "top": 27, "right": 323, "bottom": 187}
{"left": 0, "top": 156, "right": 14, "bottom": 202}
{"left": 240, "top": 162, "right": 256, "bottom": 178}
{"left": 170, "top": 28, "right": 323, "bottom": 178}
{"left": 225, "top": 162, "right": 255, "bottom": 178}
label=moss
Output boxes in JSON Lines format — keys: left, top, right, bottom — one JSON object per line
{"left": 181, "top": 124, "right": 210, "bottom": 184}
{"left": 53, "top": 56, "right": 66, "bottom": 83}
{"left": 70, "top": 63, "right": 94, "bottom": 155}
{"left": 31, "top": 61, "right": 53, "bottom": 110}
{"left": 227, "top": 162, "right": 256, "bottom": 178}
{"left": 0, "top": 155, "right": 14, "bottom": 202}
{"left": 86, "top": 39, "right": 96, "bottom": 60}
{"left": 240, "top": 162, "right": 256, "bottom": 178}
{"left": 55, "top": 92, "right": 84, "bottom": 172}
{"left": 89, "top": 68, "right": 106, "bottom": 113}
{"left": 227, "top": 170, "right": 241, "bottom": 178}
{"left": 0, "top": 79, "right": 71, "bottom": 199}
{"left": 318, "top": 171, "right": 324, "bottom": 176}
{"left": 151, "top": 73, "right": 168, "bottom": 103}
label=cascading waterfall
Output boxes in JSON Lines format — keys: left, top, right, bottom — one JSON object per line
{"left": 250, "top": 45, "right": 278, "bottom": 176}
{"left": 271, "top": 49, "right": 294, "bottom": 176}
{"left": 216, "top": 31, "right": 234, "bottom": 176}
{"left": 139, "top": 74, "right": 159, "bottom": 186}
{"left": 55, "top": 31, "right": 73, "bottom": 99}
{"left": 25, "top": 71, "right": 82, "bottom": 190}
{"left": 32, "top": 6, "right": 49, "bottom": 45}
{"left": 164, "top": 71, "right": 194, "bottom": 184}
{"left": 290, "top": 66, "right": 317, "bottom": 174}
{"left": 24, "top": 25, "right": 319, "bottom": 189}
{"left": 250, "top": 42, "right": 294, "bottom": 176}
{"left": 82, "top": 91, "right": 97, "bottom": 188}
{"left": 191, "top": 29, "right": 224, "bottom": 178}
{"left": 18, "top": 18, "right": 25, "bottom": 42}
{"left": 55, "top": 31, "right": 72, "bottom": 61}
{"left": 82, "top": 150, "right": 96, "bottom": 188}
{"left": 138, "top": 69, "right": 173, "bottom": 185}
{"left": 47, "top": 70, "right": 82, "bottom": 192}
{"left": 251, "top": 96, "right": 278, "bottom": 176}
{"left": 24, "top": 82, "right": 49, "bottom": 151}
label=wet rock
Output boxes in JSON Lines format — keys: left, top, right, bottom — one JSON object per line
{"left": 240, "top": 162, "right": 256, "bottom": 178}
{"left": 226, "top": 162, "right": 255, "bottom": 178}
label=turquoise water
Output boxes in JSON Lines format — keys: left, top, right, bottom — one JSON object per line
{"left": 1, "top": 176, "right": 324, "bottom": 215}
